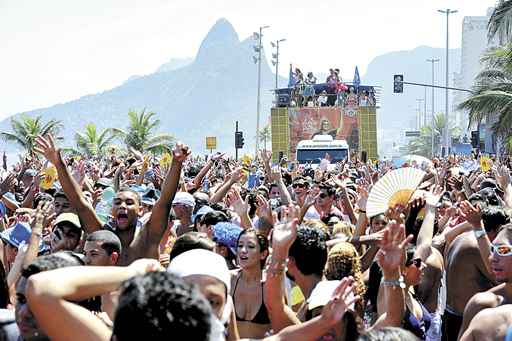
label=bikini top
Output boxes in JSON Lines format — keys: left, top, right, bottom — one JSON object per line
{"left": 402, "top": 298, "right": 432, "bottom": 340}
{"left": 232, "top": 273, "right": 270, "bottom": 325}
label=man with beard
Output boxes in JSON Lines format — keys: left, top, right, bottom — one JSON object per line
{"left": 35, "top": 134, "right": 190, "bottom": 266}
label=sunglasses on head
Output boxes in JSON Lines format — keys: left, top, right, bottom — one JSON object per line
{"left": 491, "top": 244, "right": 512, "bottom": 257}
{"left": 406, "top": 258, "right": 423, "bottom": 268}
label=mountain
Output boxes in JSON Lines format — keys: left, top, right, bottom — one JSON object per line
{"left": 0, "top": 18, "right": 286, "bottom": 154}
{"left": 362, "top": 45, "right": 461, "bottom": 156}
{"left": 155, "top": 57, "right": 193, "bottom": 73}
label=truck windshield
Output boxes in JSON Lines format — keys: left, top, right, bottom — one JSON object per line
{"left": 297, "top": 148, "right": 348, "bottom": 164}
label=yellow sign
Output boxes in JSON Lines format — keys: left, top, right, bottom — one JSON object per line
{"left": 159, "top": 153, "right": 172, "bottom": 169}
{"left": 40, "top": 166, "right": 57, "bottom": 190}
{"left": 480, "top": 156, "right": 492, "bottom": 172}
{"left": 206, "top": 137, "right": 217, "bottom": 150}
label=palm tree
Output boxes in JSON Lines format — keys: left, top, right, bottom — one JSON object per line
{"left": 407, "top": 113, "right": 460, "bottom": 157}
{"left": 258, "top": 126, "right": 271, "bottom": 151}
{"left": 488, "top": 0, "right": 512, "bottom": 44}
{"left": 75, "top": 123, "right": 118, "bottom": 158}
{"left": 458, "top": 44, "right": 512, "bottom": 153}
{"left": 0, "top": 114, "right": 62, "bottom": 155}
{"left": 116, "top": 109, "right": 174, "bottom": 154}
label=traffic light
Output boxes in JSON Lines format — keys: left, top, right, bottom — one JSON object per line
{"left": 235, "top": 131, "right": 244, "bottom": 149}
{"left": 393, "top": 74, "right": 403, "bottom": 93}
{"left": 471, "top": 130, "right": 480, "bottom": 148}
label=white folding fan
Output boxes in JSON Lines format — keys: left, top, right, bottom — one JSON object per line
{"left": 366, "top": 167, "right": 426, "bottom": 218}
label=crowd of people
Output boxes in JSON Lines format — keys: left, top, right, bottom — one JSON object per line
{"left": 0, "top": 136, "right": 511, "bottom": 340}
{"left": 288, "top": 68, "right": 376, "bottom": 108}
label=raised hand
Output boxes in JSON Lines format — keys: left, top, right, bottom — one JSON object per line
{"left": 494, "top": 165, "right": 511, "bottom": 191}
{"left": 226, "top": 187, "right": 249, "bottom": 216}
{"left": 356, "top": 181, "right": 369, "bottom": 212}
{"left": 425, "top": 185, "right": 444, "bottom": 207}
{"left": 171, "top": 142, "right": 191, "bottom": 163}
{"left": 128, "top": 258, "right": 164, "bottom": 276}
{"left": 210, "top": 152, "right": 225, "bottom": 162}
{"left": 270, "top": 166, "right": 283, "bottom": 183}
{"left": 260, "top": 150, "right": 272, "bottom": 164}
{"left": 459, "top": 201, "right": 483, "bottom": 228}
{"left": 255, "top": 194, "right": 273, "bottom": 223}
{"left": 321, "top": 277, "right": 360, "bottom": 327}
{"left": 376, "top": 220, "right": 413, "bottom": 275}
{"left": 0, "top": 173, "right": 16, "bottom": 195}
{"left": 385, "top": 204, "right": 406, "bottom": 225}
{"left": 272, "top": 204, "right": 299, "bottom": 253}
{"left": 229, "top": 167, "right": 244, "bottom": 184}
{"left": 34, "top": 134, "right": 60, "bottom": 165}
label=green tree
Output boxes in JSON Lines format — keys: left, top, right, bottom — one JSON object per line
{"left": 0, "top": 114, "right": 62, "bottom": 155}
{"left": 75, "top": 123, "right": 118, "bottom": 158}
{"left": 258, "top": 126, "right": 271, "bottom": 151}
{"left": 116, "top": 109, "right": 174, "bottom": 154}
{"left": 457, "top": 3, "right": 512, "bottom": 154}
{"left": 488, "top": 0, "right": 512, "bottom": 44}
{"left": 458, "top": 44, "right": 512, "bottom": 153}
{"left": 407, "top": 113, "right": 460, "bottom": 157}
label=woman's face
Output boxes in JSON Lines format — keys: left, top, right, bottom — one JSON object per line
{"left": 370, "top": 215, "right": 387, "bottom": 233}
{"left": 404, "top": 258, "right": 425, "bottom": 287}
{"left": 237, "top": 232, "right": 264, "bottom": 269}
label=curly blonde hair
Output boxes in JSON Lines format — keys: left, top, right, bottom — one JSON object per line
{"left": 324, "top": 242, "right": 366, "bottom": 299}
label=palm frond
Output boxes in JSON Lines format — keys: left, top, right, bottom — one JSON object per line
{"left": 488, "top": 0, "right": 512, "bottom": 44}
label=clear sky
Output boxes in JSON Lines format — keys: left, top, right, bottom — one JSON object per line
{"left": 0, "top": 0, "right": 497, "bottom": 120}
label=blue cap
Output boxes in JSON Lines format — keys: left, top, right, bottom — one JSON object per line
{"left": 1, "top": 222, "right": 46, "bottom": 252}
{"left": 212, "top": 222, "right": 242, "bottom": 256}
{"left": 193, "top": 205, "right": 214, "bottom": 223}
{"left": 0, "top": 202, "right": 6, "bottom": 218}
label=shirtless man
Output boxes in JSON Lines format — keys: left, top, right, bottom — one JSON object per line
{"left": 459, "top": 223, "right": 512, "bottom": 339}
{"left": 35, "top": 134, "right": 189, "bottom": 266}
{"left": 441, "top": 204, "right": 503, "bottom": 341}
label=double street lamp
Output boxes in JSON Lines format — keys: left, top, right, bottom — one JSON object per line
{"left": 252, "top": 25, "right": 270, "bottom": 156}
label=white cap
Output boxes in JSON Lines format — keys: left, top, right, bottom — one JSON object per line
{"left": 172, "top": 192, "right": 195, "bottom": 208}
{"left": 307, "top": 280, "right": 341, "bottom": 310}
{"left": 168, "top": 249, "right": 230, "bottom": 292}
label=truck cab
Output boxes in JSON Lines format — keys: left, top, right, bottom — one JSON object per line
{"left": 296, "top": 135, "right": 349, "bottom": 166}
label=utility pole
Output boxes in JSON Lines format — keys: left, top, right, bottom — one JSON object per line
{"left": 427, "top": 58, "right": 440, "bottom": 156}
{"left": 438, "top": 9, "right": 457, "bottom": 156}
{"left": 253, "top": 25, "right": 270, "bottom": 158}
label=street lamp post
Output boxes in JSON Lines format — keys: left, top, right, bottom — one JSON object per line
{"left": 438, "top": 9, "right": 457, "bottom": 156}
{"left": 271, "top": 39, "right": 286, "bottom": 105}
{"left": 253, "top": 25, "right": 270, "bottom": 157}
{"left": 416, "top": 98, "right": 424, "bottom": 130}
{"left": 427, "top": 58, "right": 440, "bottom": 156}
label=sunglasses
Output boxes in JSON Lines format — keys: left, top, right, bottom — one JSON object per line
{"left": 491, "top": 244, "right": 512, "bottom": 257}
{"left": 292, "top": 183, "right": 305, "bottom": 189}
{"left": 318, "top": 192, "right": 330, "bottom": 199}
{"left": 406, "top": 258, "right": 423, "bottom": 268}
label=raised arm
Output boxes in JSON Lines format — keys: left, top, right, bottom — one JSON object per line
{"left": 494, "top": 165, "right": 512, "bottom": 209}
{"left": 460, "top": 201, "right": 492, "bottom": 275}
{"left": 209, "top": 168, "right": 243, "bottom": 204}
{"left": 193, "top": 153, "right": 224, "bottom": 189}
{"left": 415, "top": 186, "right": 443, "bottom": 261}
{"left": 34, "top": 135, "right": 102, "bottom": 233}
{"left": 26, "top": 259, "right": 161, "bottom": 341}
{"left": 264, "top": 278, "right": 360, "bottom": 341}
{"left": 265, "top": 204, "right": 302, "bottom": 332}
{"left": 373, "top": 221, "right": 411, "bottom": 328}
{"left": 271, "top": 167, "right": 292, "bottom": 206}
{"left": 145, "top": 143, "right": 190, "bottom": 246}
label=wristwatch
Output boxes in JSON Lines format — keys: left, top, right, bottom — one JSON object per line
{"left": 474, "top": 228, "right": 486, "bottom": 239}
{"left": 382, "top": 275, "right": 406, "bottom": 289}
